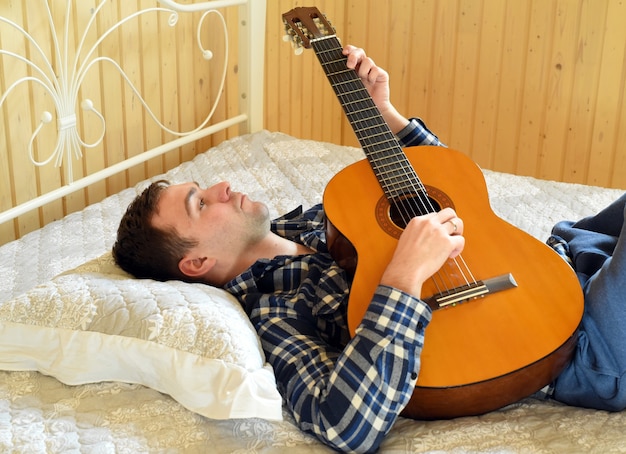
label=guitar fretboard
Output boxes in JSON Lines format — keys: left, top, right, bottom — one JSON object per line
{"left": 311, "top": 36, "right": 429, "bottom": 207}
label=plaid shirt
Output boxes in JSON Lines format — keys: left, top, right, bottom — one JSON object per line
{"left": 224, "top": 119, "right": 444, "bottom": 453}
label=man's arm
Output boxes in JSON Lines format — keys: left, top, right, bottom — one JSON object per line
{"left": 344, "top": 45, "right": 445, "bottom": 148}
{"left": 260, "top": 284, "right": 431, "bottom": 453}
{"left": 343, "top": 45, "right": 408, "bottom": 134}
{"left": 265, "top": 209, "right": 464, "bottom": 452}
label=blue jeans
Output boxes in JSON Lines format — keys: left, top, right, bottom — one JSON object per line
{"left": 552, "top": 193, "right": 626, "bottom": 411}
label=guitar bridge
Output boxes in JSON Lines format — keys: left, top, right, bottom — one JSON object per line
{"left": 424, "top": 273, "right": 517, "bottom": 311}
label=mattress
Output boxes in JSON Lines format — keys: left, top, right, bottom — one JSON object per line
{"left": 1, "top": 130, "right": 625, "bottom": 453}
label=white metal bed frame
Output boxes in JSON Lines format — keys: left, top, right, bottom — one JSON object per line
{"left": 0, "top": 0, "right": 266, "bottom": 226}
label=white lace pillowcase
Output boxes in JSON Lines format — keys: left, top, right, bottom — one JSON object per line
{"left": 0, "top": 252, "right": 282, "bottom": 421}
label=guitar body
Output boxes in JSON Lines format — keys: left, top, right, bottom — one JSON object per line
{"left": 324, "top": 146, "right": 583, "bottom": 420}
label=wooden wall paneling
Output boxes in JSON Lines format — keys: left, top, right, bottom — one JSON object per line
{"left": 222, "top": 6, "right": 240, "bottom": 146}
{"left": 278, "top": 0, "right": 295, "bottom": 136}
{"left": 0, "top": 2, "right": 21, "bottom": 243}
{"left": 288, "top": 5, "right": 304, "bottom": 141}
{"left": 470, "top": 0, "right": 507, "bottom": 169}
{"left": 3, "top": 0, "right": 626, "bottom": 245}
{"left": 0, "top": 1, "right": 256, "bottom": 245}
{"left": 0, "top": 65, "right": 12, "bottom": 243}
{"left": 141, "top": 1, "right": 166, "bottom": 178}
{"left": 77, "top": 0, "right": 107, "bottom": 207}
{"left": 561, "top": 0, "right": 606, "bottom": 185}
{"left": 386, "top": 0, "right": 414, "bottom": 131}
{"left": 405, "top": 0, "right": 439, "bottom": 139}
{"left": 183, "top": 6, "right": 221, "bottom": 157}
{"left": 0, "top": 1, "right": 40, "bottom": 240}
{"left": 298, "top": 0, "right": 335, "bottom": 142}
{"left": 427, "top": 0, "right": 460, "bottom": 149}
{"left": 515, "top": 0, "right": 555, "bottom": 179}
{"left": 99, "top": 0, "right": 127, "bottom": 196}
{"left": 449, "top": 0, "right": 482, "bottom": 155}
{"left": 187, "top": 7, "right": 210, "bottom": 156}
{"left": 265, "top": 0, "right": 626, "bottom": 189}
{"left": 296, "top": 8, "right": 313, "bottom": 142}
{"left": 120, "top": 0, "right": 147, "bottom": 188}
{"left": 200, "top": 7, "right": 226, "bottom": 149}
{"left": 264, "top": 0, "right": 281, "bottom": 134}
{"left": 491, "top": 1, "right": 530, "bottom": 174}
{"left": 612, "top": 86, "right": 626, "bottom": 188}
{"left": 181, "top": 9, "right": 201, "bottom": 160}
{"left": 268, "top": 0, "right": 345, "bottom": 144}
{"left": 230, "top": 6, "right": 243, "bottom": 142}
{"left": 588, "top": 0, "right": 626, "bottom": 188}
{"left": 160, "top": 5, "right": 181, "bottom": 171}
{"left": 536, "top": 0, "right": 580, "bottom": 182}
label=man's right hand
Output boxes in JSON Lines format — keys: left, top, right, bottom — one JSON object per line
{"left": 380, "top": 208, "right": 465, "bottom": 297}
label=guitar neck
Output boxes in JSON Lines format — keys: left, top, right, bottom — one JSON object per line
{"left": 310, "top": 36, "right": 423, "bottom": 201}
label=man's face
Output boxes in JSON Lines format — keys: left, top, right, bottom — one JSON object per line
{"left": 152, "top": 181, "right": 270, "bottom": 262}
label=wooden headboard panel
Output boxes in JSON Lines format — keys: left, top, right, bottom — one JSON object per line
{"left": 0, "top": 0, "right": 266, "bottom": 246}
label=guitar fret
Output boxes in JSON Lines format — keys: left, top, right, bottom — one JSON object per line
{"left": 350, "top": 119, "right": 389, "bottom": 130}
{"left": 336, "top": 90, "right": 373, "bottom": 99}
{"left": 369, "top": 154, "right": 402, "bottom": 166}
{"left": 355, "top": 134, "right": 396, "bottom": 148}
{"left": 346, "top": 117, "right": 387, "bottom": 134}
{"left": 363, "top": 136, "right": 401, "bottom": 149}
{"left": 322, "top": 64, "right": 357, "bottom": 78}
{"left": 342, "top": 102, "right": 377, "bottom": 115}
{"left": 333, "top": 87, "right": 377, "bottom": 105}
{"left": 341, "top": 103, "right": 378, "bottom": 116}
{"left": 376, "top": 167, "right": 416, "bottom": 182}
{"left": 369, "top": 159, "right": 425, "bottom": 194}
{"left": 370, "top": 160, "right": 413, "bottom": 175}
{"left": 351, "top": 119, "right": 389, "bottom": 129}
{"left": 344, "top": 111, "right": 384, "bottom": 126}
{"left": 377, "top": 169, "right": 416, "bottom": 184}
{"left": 360, "top": 137, "right": 397, "bottom": 151}
{"left": 326, "top": 73, "right": 361, "bottom": 83}
{"left": 350, "top": 118, "right": 396, "bottom": 138}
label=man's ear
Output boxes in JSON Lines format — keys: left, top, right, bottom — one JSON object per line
{"left": 178, "top": 255, "right": 216, "bottom": 279}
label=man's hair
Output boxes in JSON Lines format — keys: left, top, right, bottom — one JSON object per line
{"left": 112, "top": 180, "right": 197, "bottom": 282}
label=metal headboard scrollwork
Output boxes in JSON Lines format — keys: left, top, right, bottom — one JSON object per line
{"left": 0, "top": 0, "right": 266, "bottom": 234}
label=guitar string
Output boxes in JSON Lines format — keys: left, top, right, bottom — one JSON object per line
{"left": 314, "top": 37, "right": 479, "bottom": 300}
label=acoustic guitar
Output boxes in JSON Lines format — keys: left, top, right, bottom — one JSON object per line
{"left": 282, "top": 6, "right": 583, "bottom": 420}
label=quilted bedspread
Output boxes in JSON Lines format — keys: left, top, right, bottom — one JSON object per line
{"left": 1, "top": 130, "right": 626, "bottom": 453}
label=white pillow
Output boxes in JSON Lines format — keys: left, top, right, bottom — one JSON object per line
{"left": 0, "top": 252, "right": 282, "bottom": 421}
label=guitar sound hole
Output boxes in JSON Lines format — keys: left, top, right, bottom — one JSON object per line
{"left": 389, "top": 193, "right": 441, "bottom": 229}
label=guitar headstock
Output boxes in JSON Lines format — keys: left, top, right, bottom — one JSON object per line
{"left": 282, "top": 7, "right": 335, "bottom": 54}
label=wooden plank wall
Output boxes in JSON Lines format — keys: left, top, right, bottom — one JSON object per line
{"left": 266, "top": 0, "right": 626, "bottom": 189}
{"left": 2, "top": 0, "right": 625, "bottom": 246}
{"left": 0, "top": 0, "right": 240, "bottom": 245}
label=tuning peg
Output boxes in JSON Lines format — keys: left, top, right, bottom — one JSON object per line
{"left": 285, "top": 33, "right": 305, "bottom": 55}
{"left": 288, "top": 39, "right": 304, "bottom": 55}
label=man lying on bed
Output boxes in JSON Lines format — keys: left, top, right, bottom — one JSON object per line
{"left": 112, "top": 45, "right": 626, "bottom": 453}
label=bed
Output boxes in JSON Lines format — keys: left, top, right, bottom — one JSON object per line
{"left": 2, "top": 1, "right": 626, "bottom": 453}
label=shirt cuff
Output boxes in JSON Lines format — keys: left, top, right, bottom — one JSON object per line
{"left": 396, "top": 117, "right": 446, "bottom": 148}
{"left": 357, "top": 284, "right": 432, "bottom": 341}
